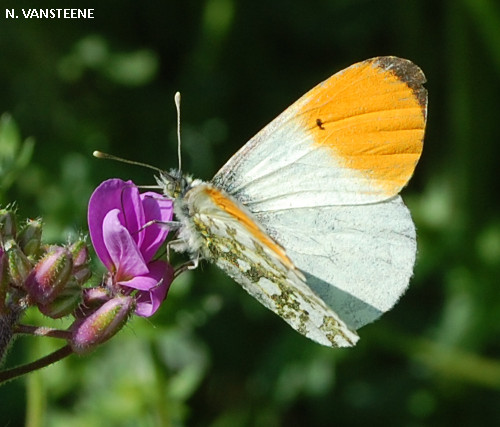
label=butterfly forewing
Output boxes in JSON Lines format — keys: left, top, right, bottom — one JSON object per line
{"left": 213, "top": 56, "right": 426, "bottom": 209}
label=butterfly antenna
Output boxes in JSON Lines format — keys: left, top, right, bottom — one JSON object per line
{"left": 92, "top": 151, "right": 165, "bottom": 175}
{"left": 174, "top": 91, "right": 182, "bottom": 175}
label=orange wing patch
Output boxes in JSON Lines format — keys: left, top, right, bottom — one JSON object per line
{"left": 204, "top": 186, "right": 295, "bottom": 270}
{"left": 300, "top": 56, "right": 427, "bottom": 196}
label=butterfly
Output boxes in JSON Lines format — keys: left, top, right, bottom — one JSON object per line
{"left": 160, "top": 56, "right": 427, "bottom": 347}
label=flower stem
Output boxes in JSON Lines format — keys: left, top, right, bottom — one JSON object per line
{"left": 0, "top": 306, "right": 23, "bottom": 364}
{"left": 14, "top": 324, "right": 72, "bottom": 340}
{"left": 0, "top": 344, "right": 73, "bottom": 384}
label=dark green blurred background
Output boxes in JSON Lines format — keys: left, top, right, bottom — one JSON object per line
{"left": 1, "top": 0, "right": 500, "bottom": 426}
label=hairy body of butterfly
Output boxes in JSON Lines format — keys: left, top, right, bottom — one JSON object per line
{"left": 160, "top": 56, "right": 427, "bottom": 348}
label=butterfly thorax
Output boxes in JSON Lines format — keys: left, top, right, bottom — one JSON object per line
{"left": 175, "top": 181, "right": 292, "bottom": 264}
{"left": 166, "top": 179, "right": 208, "bottom": 257}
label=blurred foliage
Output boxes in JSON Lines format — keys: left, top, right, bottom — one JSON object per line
{"left": 1, "top": 0, "right": 500, "bottom": 426}
{"left": 0, "top": 113, "right": 35, "bottom": 201}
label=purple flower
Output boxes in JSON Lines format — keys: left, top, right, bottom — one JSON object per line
{"left": 88, "top": 179, "right": 174, "bottom": 317}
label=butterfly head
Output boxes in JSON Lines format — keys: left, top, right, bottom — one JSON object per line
{"left": 156, "top": 168, "right": 193, "bottom": 199}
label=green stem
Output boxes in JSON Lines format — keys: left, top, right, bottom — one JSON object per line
{"left": 26, "top": 370, "right": 44, "bottom": 427}
{"left": 0, "top": 344, "right": 73, "bottom": 384}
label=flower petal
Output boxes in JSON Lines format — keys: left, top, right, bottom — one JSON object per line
{"left": 121, "top": 183, "right": 145, "bottom": 248}
{"left": 102, "top": 209, "right": 148, "bottom": 279}
{"left": 117, "top": 271, "right": 158, "bottom": 291}
{"left": 88, "top": 179, "right": 143, "bottom": 269}
{"left": 133, "top": 261, "right": 173, "bottom": 317}
{"left": 139, "top": 192, "right": 174, "bottom": 261}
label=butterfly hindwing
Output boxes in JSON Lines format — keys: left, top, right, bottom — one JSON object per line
{"left": 254, "top": 196, "right": 416, "bottom": 330}
{"left": 180, "top": 182, "right": 359, "bottom": 347}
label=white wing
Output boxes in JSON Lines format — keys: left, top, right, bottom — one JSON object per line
{"left": 179, "top": 182, "right": 359, "bottom": 347}
{"left": 210, "top": 57, "right": 426, "bottom": 330}
{"left": 213, "top": 57, "right": 426, "bottom": 210}
{"left": 254, "top": 196, "right": 416, "bottom": 329}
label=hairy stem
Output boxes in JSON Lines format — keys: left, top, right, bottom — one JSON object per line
{"left": 14, "top": 324, "right": 72, "bottom": 340}
{"left": 0, "top": 344, "right": 73, "bottom": 384}
{"left": 0, "top": 306, "right": 24, "bottom": 364}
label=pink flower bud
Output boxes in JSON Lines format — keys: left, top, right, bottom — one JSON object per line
{"left": 68, "top": 240, "right": 89, "bottom": 267}
{"left": 5, "top": 239, "right": 32, "bottom": 288}
{"left": 68, "top": 240, "right": 91, "bottom": 285}
{"left": 83, "top": 286, "right": 111, "bottom": 305}
{"left": 17, "top": 218, "right": 42, "bottom": 258}
{"left": 25, "top": 246, "right": 73, "bottom": 305}
{"left": 38, "top": 279, "right": 82, "bottom": 319}
{"left": 70, "top": 295, "right": 135, "bottom": 354}
{"left": 75, "top": 286, "right": 112, "bottom": 318}
{"left": 0, "top": 208, "right": 17, "bottom": 241}
{"left": 68, "top": 240, "right": 89, "bottom": 268}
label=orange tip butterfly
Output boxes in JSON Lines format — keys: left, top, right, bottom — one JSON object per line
{"left": 160, "top": 56, "right": 427, "bottom": 347}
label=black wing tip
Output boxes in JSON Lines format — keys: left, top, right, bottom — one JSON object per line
{"left": 371, "top": 56, "right": 428, "bottom": 113}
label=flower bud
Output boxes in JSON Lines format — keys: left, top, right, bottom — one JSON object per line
{"left": 0, "top": 208, "right": 17, "bottom": 241}
{"left": 25, "top": 246, "right": 73, "bottom": 305}
{"left": 5, "top": 239, "right": 32, "bottom": 288}
{"left": 70, "top": 295, "right": 135, "bottom": 354}
{"left": 38, "top": 278, "right": 82, "bottom": 319}
{"left": 68, "top": 240, "right": 89, "bottom": 267}
{"left": 69, "top": 240, "right": 91, "bottom": 285}
{"left": 17, "top": 218, "right": 42, "bottom": 258}
{"left": 74, "top": 286, "right": 111, "bottom": 318}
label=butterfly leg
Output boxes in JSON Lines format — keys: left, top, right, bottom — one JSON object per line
{"left": 136, "top": 219, "right": 182, "bottom": 234}
{"left": 173, "top": 252, "right": 201, "bottom": 278}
